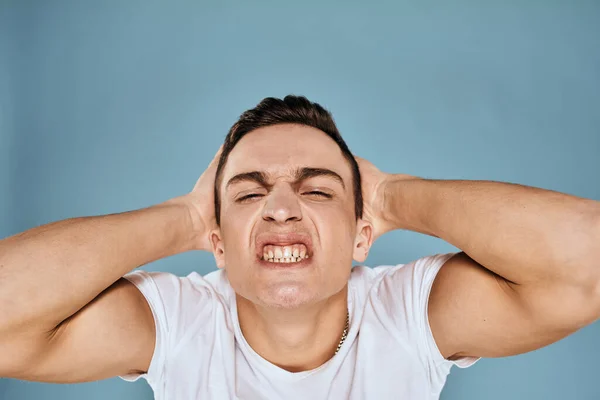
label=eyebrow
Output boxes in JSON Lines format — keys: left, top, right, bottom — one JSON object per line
{"left": 225, "top": 167, "right": 346, "bottom": 191}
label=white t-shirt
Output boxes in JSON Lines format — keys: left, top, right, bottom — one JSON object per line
{"left": 121, "top": 252, "right": 478, "bottom": 399}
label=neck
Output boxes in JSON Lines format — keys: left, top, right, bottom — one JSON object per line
{"left": 236, "top": 286, "right": 349, "bottom": 372}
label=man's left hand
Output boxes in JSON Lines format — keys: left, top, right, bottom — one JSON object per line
{"left": 354, "top": 156, "right": 415, "bottom": 241}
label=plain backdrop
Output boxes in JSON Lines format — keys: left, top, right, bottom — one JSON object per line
{"left": 1, "top": 1, "right": 599, "bottom": 399}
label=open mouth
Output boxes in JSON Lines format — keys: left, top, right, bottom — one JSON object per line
{"left": 256, "top": 233, "right": 313, "bottom": 265}
{"left": 261, "top": 244, "right": 310, "bottom": 263}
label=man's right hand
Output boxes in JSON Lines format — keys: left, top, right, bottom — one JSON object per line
{"left": 170, "top": 146, "right": 222, "bottom": 252}
{"left": 184, "top": 146, "right": 223, "bottom": 251}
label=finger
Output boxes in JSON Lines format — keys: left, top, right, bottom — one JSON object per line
{"left": 213, "top": 145, "right": 224, "bottom": 161}
{"left": 207, "top": 145, "right": 224, "bottom": 168}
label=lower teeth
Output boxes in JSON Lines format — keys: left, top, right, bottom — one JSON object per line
{"left": 266, "top": 256, "right": 303, "bottom": 263}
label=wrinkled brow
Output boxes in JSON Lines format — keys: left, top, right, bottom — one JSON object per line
{"left": 226, "top": 167, "right": 345, "bottom": 190}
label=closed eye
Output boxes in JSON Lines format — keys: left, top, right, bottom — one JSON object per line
{"left": 238, "top": 191, "right": 332, "bottom": 202}
{"left": 303, "top": 191, "right": 332, "bottom": 198}
{"left": 237, "top": 193, "right": 264, "bottom": 202}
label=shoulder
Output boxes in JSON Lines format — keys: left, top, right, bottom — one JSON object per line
{"left": 122, "top": 269, "right": 232, "bottom": 332}
{"left": 358, "top": 252, "right": 479, "bottom": 370}
{"left": 377, "top": 253, "right": 456, "bottom": 292}
{"left": 119, "top": 269, "right": 233, "bottom": 384}
{"left": 350, "top": 253, "right": 457, "bottom": 297}
{"left": 124, "top": 269, "right": 231, "bottom": 299}
{"left": 349, "top": 252, "right": 457, "bottom": 330}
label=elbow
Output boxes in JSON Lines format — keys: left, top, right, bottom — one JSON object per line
{"left": 589, "top": 205, "right": 600, "bottom": 287}
{"left": 589, "top": 259, "right": 600, "bottom": 325}
{"left": 572, "top": 202, "right": 600, "bottom": 285}
{"left": 565, "top": 203, "right": 600, "bottom": 325}
{"left": 582, "top": 205, "right": 600, "bottom": 321}
{"left": 583, "top": 278, "right": 600, "bottom": 327}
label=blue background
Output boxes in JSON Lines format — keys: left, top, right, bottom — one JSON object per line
{"left": 1, "top": 1, "right": 599, "bottom": 399}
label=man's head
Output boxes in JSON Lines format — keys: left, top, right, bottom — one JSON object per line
{"left": 214, "top": 96, "right": 363, "bottom": 224}
{"left": 210, "top": 95, "right": 373, "bottom": 309}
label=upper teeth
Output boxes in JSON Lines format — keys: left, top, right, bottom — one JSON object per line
{"left": 263, "top": 244, "right": 309, "bottom": 263}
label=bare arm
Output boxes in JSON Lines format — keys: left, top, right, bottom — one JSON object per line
{"left": 385, "top": 178, "right": 600, "bottom": 359}
{"left": 356, "top": 155, "right": 600, "bottom": 359}
{"left": 0, "top": 202, "right": 196, "bottom": 336}
{"left": 0, "top": 147, "right": 220, "bottom": 381}
{"left": 0, "top": 200, "right": 199, "bottom": 380}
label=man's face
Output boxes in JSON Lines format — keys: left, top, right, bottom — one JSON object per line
{"left": 211, "top": 124, "right": 372, "bottom": 309}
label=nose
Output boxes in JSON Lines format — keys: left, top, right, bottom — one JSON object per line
{"left": 262, "top": 185, "right": 302, "bottom": 224}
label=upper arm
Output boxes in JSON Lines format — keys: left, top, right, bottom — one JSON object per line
{"left": 1, "top": 278, "right": 155, "bottom": 383}
{"left": 428, "top": 252, "right": 599, "bottom": 360}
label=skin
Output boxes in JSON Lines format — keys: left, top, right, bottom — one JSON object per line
{"left": 210, "top": 124, "right": 372, "bottom": 370}
{"left": 0, "top": 123, "right": 599, "bottom": 382}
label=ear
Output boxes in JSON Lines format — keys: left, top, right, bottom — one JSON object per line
{"left": 352, "top": 219, "right": 373, "bottom": 263}
{"left": 210, "top": 228, "right": 226, "bottom": 269}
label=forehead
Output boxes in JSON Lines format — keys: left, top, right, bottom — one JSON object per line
{"left": 222, "top": 124, "right": 352, "bottom": 183}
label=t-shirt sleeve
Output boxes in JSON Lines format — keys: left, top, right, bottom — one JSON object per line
{"left": 118, "top": 269, "right": 218, "bottom": 390}
{"left": 118, "top": 270, "right": 177, "bottom": 385}
{"left": 374, "top": 253, "right": 480, "bottom": 384}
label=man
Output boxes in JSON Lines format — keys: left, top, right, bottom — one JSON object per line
{"left": 0, "top": 95, "right": 598, "bottom": 399}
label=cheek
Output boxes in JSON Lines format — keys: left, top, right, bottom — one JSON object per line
{"left": 220, "top": 217, "right": 254, "bottom": 261}
{"left": 312, "top": 206, "right": 356, "bottom": 255}
{"left": 222, "top": 199, "right": 257, "bottom": 221}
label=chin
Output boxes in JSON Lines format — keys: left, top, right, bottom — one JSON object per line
{"left": 258, "top": 282, "right": 318, "bottom": 309}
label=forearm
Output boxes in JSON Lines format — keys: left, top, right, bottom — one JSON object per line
{"left": 385, "top": 177, "right": 600, "bottom": 287}
{"left": 0, "top": 198, "right": 200, "bottom": 334}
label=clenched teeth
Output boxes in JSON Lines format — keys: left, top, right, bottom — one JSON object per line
{"left": 262, "top": 244, "right": 309, "bottom": 263}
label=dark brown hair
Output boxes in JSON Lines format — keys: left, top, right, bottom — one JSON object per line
{"left": 214, "top": 95, "right": 362, "bottom": 225}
